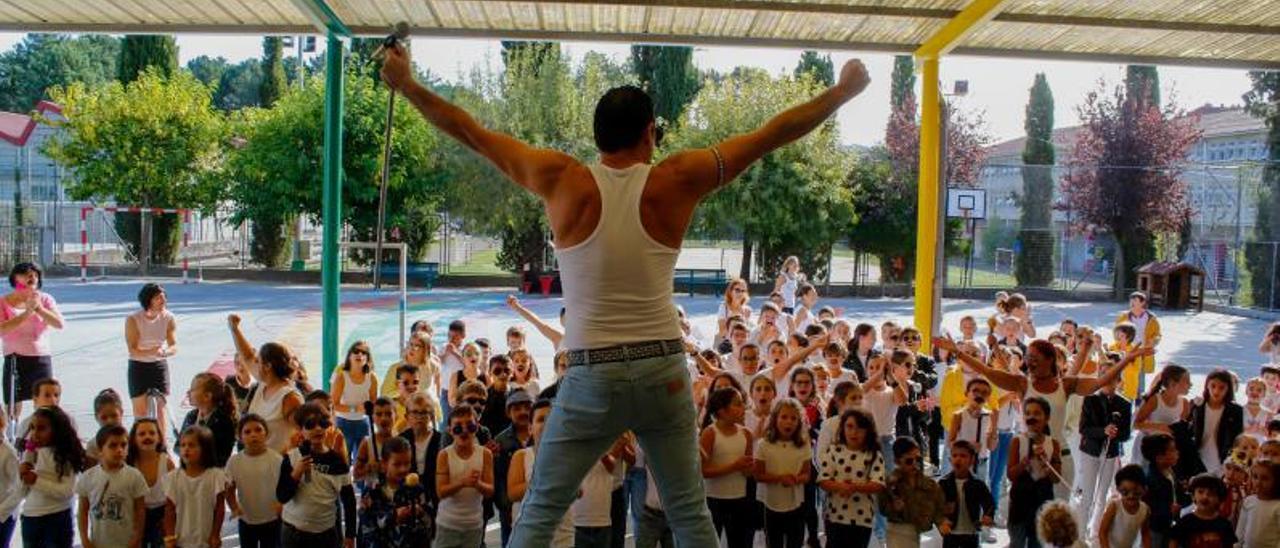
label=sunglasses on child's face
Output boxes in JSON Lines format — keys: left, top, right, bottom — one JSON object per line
{"left": 463, "top": 397, "right": 486, "bottom": 407}
{"left": 901, "top": 457, "right": 918, "bottom": 467}
{"left": 304, "top": 419, "right": 331, "bottom": 430}
{"left": 451, "top": 423, "right": 478, "bottom": 436}
{"left": 491, "top": 368, "right": 510, "bottom": 376}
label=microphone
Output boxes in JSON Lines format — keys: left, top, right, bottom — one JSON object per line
{"left": 1109, "top": 411, "right": 1124, "bottom": 426}
{"left": 373, "top": 22, "right": 410, "bottom": 60}
{"left": 363, "top": 400, "right": 380, "bottom": 464}
{"left": 299, "top": 440, "right": 312, "bottom": 482}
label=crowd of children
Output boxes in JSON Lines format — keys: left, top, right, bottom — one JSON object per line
{"left": 4, "top": 267, "right": 1280, "bottom": 547}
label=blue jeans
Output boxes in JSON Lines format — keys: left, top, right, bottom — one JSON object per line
{"left": 335, "top": 416, "right": 368, "bottom": 463}
{"left": 625, "top": 465, "right": 649, "bottom": 534}
{"left": 22, "top": 509, "right": 73, "bottom": 548}
{"left": 988, "top": 431, "right": 1013, "bottom": 511}
{"left": 509, "top": 353, "right": 716, "bottom": 548}
{"left": 439, "top": 388, "right": 451, "bottom": 429}
{"left": 0, "top": 517, "right": 14, "bottom": 548}
{"left": 635, "top": 506, "right": 675, "bottom": 548}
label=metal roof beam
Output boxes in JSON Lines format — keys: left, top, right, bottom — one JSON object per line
{"left": 916, "top": 0, "right": 1010, "bottom": 59}
{"left": 289, "top": 0, "right": 349, "bottom": 37}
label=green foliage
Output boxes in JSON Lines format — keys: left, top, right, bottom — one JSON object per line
{"left": 259, "top": 38, "right": 286, "bottom": 107}
{"left": 630, "top": 45, "right": 701, "bottom": 123}
{"left": 1244, "top": 70, "right": 1280, "bottom": 308}
{"left": 214, "top": 60, "right": 263, "bottom": 111}
{"left": 442, "top": 46, "right": 630, "bottom": 273}
{"left": 890, "top": 55, "right": 915, "bottom": 110}
{"left": 0, "top": 34, "right": 120, "bottom": 113}
{"left": 794, "top": 51, "right": 835, "bottom": 87}
{"left": 118, "top": 35, "right": 177, "bottom": 84}
{"left": 227, "top": 67, "right": 446, "bottom": 265}
{"left": 667, "top": 69, "right": 855, "bottom": 280}
{"left": 1017, "top": 74, "right": 1056, "bottom": 286}
{"left": 187, "top": 55, "right": 229, "bottom": 87}
{"left": 1125, "top": 65, "right": 1160, "bottom": 109}
{"left": 42, "top": 69, "right": 227, "bottom": 264}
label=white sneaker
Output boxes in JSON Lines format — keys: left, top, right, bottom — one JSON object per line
{"left": 981, "top": 529, "right": 997, "bottom": 543}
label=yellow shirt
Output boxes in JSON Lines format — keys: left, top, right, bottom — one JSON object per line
{"left": 939, "top": 365, "right": 1000, "bottom": 429}
{"left": 1106, "top": 341, "right": 1143, "bottom": 400}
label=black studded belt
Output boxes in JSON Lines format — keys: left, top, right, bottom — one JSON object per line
{"left": 565, "top": 339, "right": 685, "bottom": 367}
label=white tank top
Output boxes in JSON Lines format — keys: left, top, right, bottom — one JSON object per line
{"left": 780, "top": 273, "right": 798, "bottom": 308}
{"left": 1107, "top": 500, "right": 1148, "bottom": 548}
{"left": 553, "top": 163, "right": 682, "bottom": 350}
{"left": 129, "top": 309, "right": 174, "bottom": 362}
{"left": 336, "top": 369, "right": 372, "bottom": 421}
{"left": 248, "top": 383, "right": 299, "bottom": 453}
{"left": 1027, "top": 379, "right": 1068, "bottom": 446}
{"left": 704, "top": 426, "right": 747, "bottom": 499}
{"left": 437, "top": 445, "right": 485, "bottom": 530}
{"left": 1149, "top": 393, "right": 1184, "bottom": 425}
{"left": 955, "top": 409, "right": 993, "bottom": 459}
{"left": 143, "top": 455, "right": 171, "bottom": 509}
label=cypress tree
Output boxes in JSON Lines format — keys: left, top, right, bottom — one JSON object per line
{"left": 1016, "top": 73, "right": 1056, "bottom": 286}
{"left": 117, "top": 35, "right": 177, "bottom": 83}
{"left": 629, "top": 45, "right": 701, "bottom": 124}
{"left": 259, "top": 37, "right": 286, "bottom": 107}
{"left": 890, "top": 55, "right": 915, "bottom": 111}
{"left": 794, "top": 50, "right": 834, "bottom": 87}
{"left": 1245, "top": 71, "right": 1280, "bottom": 308}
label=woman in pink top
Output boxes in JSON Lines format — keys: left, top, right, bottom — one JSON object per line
{"left": 125, "top": 283, "right": 178, "bottom": 431}
{"left": 0, "top": 263, "right": 64, "bottom": 422}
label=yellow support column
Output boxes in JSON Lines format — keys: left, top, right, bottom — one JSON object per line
{"left": 913, "top": 57, "right": 942, "bottom": 349}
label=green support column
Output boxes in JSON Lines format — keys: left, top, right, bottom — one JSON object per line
{"left": 321, "top": 32, "right": 344, "bottom": 390}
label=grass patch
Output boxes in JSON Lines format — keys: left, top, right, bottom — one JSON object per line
{"left": 445, "top": 248, "right": 508, "bottom": 276}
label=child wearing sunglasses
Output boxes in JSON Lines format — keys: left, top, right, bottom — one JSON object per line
{"left": 442, "top": 381, "right": 494, "bottom": 447}
{"left": 277, "top": 402, "right": 357, "bottom": 548}
{"left": 881, "top": 436, "right": 945, "bottom": 548}
{"left": 435, "top": 406, "right": 494, "bottom": 548}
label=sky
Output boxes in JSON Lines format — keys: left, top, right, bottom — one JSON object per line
{"left": 0, "top": 32, "right": 1256, "bottom": 147}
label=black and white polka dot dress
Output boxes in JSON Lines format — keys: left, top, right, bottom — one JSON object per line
{"left": 818, "top": 444, "right": 884, "bottom": 527}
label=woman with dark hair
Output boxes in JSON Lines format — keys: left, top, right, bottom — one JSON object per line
{"left": 227, "top": 314, "right": 303, "bottom": 453}
{"left": 124, "top": 283, "right": 177, "bottom": 432}
{"left": 1190, "top": 369, "right": 1244, "bottom": 475}
{"left": 1, "top": 262, "right": 63, "bottom": 422}
{"left": 332, "top": 340, "right": 377, "bottom": 461}
{"left": 844, "top": 323, "right": 879, "bottom": 383}
{"left": 935, "top": 335, "right": 1152, "bottom": 499}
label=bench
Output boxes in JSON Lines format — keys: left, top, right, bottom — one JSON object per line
{"left": 673, "top": 268, "right": 727, "bottom": 297}
{"left": 375, "top": 261, "right": 440, "bottom": 289}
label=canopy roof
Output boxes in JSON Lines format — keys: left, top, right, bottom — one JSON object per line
{"left": 2, "top": 0, "right": 1278, "bottom": 69}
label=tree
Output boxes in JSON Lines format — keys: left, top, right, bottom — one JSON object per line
{"left": 186, "top": 55, "right": 229, "bottom": 87}
{"left": 630, "top": 45, "right": 701, "bottom": 123}
{"left": 118, "top": 35, "right": 177, "bottom": 84}
{"left": 1059, "top": 77, "right": 1201, "bottom": 296}
{"left": 668, "top": 68, "right": 855, "bottom": 281}
{"left": 213, "top": 59, "right": 263, "bottom": 111}
{"left": 442, "top": 45, "right": 630, "bottom": 274}
{"left": 0, "top": 34, "right": 120, "bottom": 112}
{"left": 890, "top": 55, "right": 915, "bottom": 110}
{"left": 42, "top": 69, "right": 228, "bottom": 265}
{"left": 259, "top": 37, "right": 286, "bottom": 107}
{"left": 794, "top": 51, "right": 835, "bottom": 87}
{"left": 850, "top": 56, "right": 989, "bottom": 282}
{"left": 1126, "top": 65, "right": 1160, "bottom": 108}
{"left": 1016, "top": 73, "right": 1056, "bottom": 286}
{"left": 227, "top": 66, "right": 446, "bottom": 266}
{"left": 1244, "top": 70, "right": 1280, "bottom": 308}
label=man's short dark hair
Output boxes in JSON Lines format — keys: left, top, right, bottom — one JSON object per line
{"left": 594, "top": 86, "right": 654, "bottom": 153}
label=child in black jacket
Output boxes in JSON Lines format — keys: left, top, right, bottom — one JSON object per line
{"left": 938, "top": 441, "right": 995, "bottom": 548}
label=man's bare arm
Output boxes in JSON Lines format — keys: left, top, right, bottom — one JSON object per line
{"left": 664, "top": 59, "right": 870, "bottom": 198}
{"left": 381, "top": 46, "right": 576, "bottom": 197}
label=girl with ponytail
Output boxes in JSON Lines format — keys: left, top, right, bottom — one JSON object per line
{"left": 1130, "top": 364, "right": 1191, "bottom": 467}
{"left": 178, "top": 372, "right": 239, "bottom": 467}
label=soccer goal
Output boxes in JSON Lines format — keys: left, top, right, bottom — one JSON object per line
{"left": 77, "top": 206, "right": 201, "bottom": 283}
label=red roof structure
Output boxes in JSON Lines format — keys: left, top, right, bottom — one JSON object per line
{"left": 0, "top": 100, "right": 63, "bottom": 147}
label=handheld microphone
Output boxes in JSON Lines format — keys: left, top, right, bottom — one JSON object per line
{"left": 299, "top": 440, "right": 312, "bottom": 482}
{"left": 372, "top": 22, "right": 410, "bottom": 60}
{"left": 1109, "top": 411, "right": 1124, "bottom": 426}
{"left": 363, "top": 400, "right": 380, "bottom": 464}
